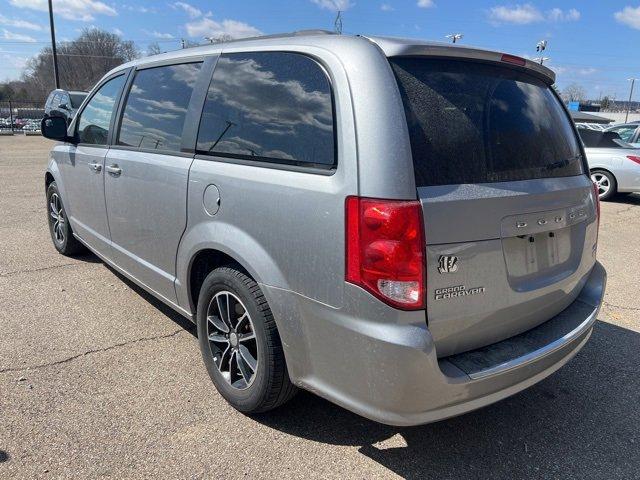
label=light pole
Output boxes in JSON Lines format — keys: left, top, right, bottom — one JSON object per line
{"left": 446, "top": 33, "right": 463, "bottom": 43}
{"left": 536, "top": 39, "right": 547, "bottom": 64}
{"left": 47, "top": 0, "right": 60, "bottom": 89}
{"left": 625, "top": 78, "right": 636, "bottom": 123}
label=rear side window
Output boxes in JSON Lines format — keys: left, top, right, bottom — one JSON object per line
{"left": 118, "top": 62, "right": 202, "bottom": 152}
{"left": 196, "top": 52, "right": 335, "bottom": 168}
{"left": 390, "top": 57, "right": 583, "bottom": 187}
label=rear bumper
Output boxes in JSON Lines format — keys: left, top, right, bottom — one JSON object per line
{"left": 263, "top": 262, "right": 606, "bottom": 426}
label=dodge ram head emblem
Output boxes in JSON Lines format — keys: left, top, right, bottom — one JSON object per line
{"left": 438, "top": 255, "right": 458, "bottom": 274}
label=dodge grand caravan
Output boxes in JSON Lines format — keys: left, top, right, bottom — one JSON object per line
{"left": 41, "top": 32, "right": 606, "bottom": 426}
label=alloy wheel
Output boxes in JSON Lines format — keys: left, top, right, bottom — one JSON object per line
{"left": 591, "top": 172, "right": 611, "bottom": 198}
{"left": 49, "top": 193, "right": 65, "bottom": 244}
{"left": 206, "top": 291, "right": 258, "bottom": 390}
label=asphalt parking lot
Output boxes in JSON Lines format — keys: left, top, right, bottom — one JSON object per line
{"left": 1, "top": 135, "right": 639, "bottom": 479}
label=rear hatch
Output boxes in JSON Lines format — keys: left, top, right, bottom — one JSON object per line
{"left": 390, "top": 56, "right": 599, "bottom": 357}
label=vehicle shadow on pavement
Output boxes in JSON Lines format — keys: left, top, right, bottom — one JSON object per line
{"left": 612, "top": 193, "right": 640, "bottom": 205}
{"left": 104, "top": 265, "right": 197, "bottom": 336}
{"left": 254, "top": 321, "right": 639, "bottom": 479}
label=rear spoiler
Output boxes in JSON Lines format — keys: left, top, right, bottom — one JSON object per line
{"left": 362, "top": 36, "right": 555, "bottom": 85}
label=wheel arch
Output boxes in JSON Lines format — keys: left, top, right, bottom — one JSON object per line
{"left": 187, "top": 248, "right": 253, "bottom": 316}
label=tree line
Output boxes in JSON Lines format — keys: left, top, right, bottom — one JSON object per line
{"left": 0, "top": 28, "right": 138, "bottom": 103}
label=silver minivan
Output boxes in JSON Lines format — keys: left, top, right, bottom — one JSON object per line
{"left": 42, "top": 32, "right": 606, "bottom": 426}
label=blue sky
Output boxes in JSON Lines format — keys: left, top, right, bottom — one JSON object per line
{"left": 0, "top": 0, "right": 639, "bottom": 100}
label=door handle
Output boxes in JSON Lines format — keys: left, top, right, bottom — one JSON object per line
{"left": 105, "top": 164, "right": 122, "bottom": 177}
{"left": 88, "top": 162, "right": 102, "bottom": 172}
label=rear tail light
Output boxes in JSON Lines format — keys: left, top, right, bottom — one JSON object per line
{"left": 626, "top": 155, "right": 640, "bottom": 165}
{"left": 592, "top": 181, "right": 600, "bottom": 252}
{"left": 345, "top": 196, "right": 425, "bottom": 310}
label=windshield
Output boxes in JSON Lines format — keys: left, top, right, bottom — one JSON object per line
{"left": 390, "top": 57, "right": 584, "bottom": 187}
{"left": 69, "top": 93, "right": 87, "bottom": 108}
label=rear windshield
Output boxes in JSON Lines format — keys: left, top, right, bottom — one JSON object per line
{"left": 578, "top": 128, "right": 630, "bottom": 149}
{"left": 390, "top": 57, "right": 584, "bottom": 187}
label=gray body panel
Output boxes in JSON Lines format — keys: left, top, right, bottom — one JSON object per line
{"left": 103, "top": 148, "right": 192, "bottom": 304}
{"left": 45, "top": 32, "right": 605, "bottom": 425}
{"left": 55, "top": 144, "right": 111, "bottom": 255}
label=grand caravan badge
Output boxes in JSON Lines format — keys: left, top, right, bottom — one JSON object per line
{"left": 434, "top": 285, "right": 486, "bottom": 300}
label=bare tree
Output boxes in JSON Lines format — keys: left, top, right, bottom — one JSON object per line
{"left": 561, "top": 83, "right": 587, "bottom": 103}
{"left": 147, "top": 42, "right": 163, "bottom": 56}
{"left": 4, "top": 28, "right": 139, "bottom": 102}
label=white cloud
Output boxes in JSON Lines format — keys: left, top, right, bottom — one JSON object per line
{"left": 547, "top": 7, "right": 580, "bottom": 22}
{"left": 185, "top": 17, "right": 262, "bottom": 39}
{"left": 0, "top": 14, "right": 44, "bottom": 31}
{"left": 417, "top": 0, "right": 435, "bottom": 8}
{"left": 173, "top": 1, "right": 202, "bottom": 18}
{"left": 2, "top": 29, "right": 37, "bottom": 42}
{"left": 310, "top": 0, "right": 354, "bottom": 12}
{"left": 123, "top": 4, "right": 156, "bottom": 14}
{"left": 8, "top": 0, "right": 117, "bottom": 22}
{"left": 614, "top": 6, "right": 640, "bottom": 30}
{"left": 548, "top": 63, "right": 597, "bottom": 77}
{"left": 152, "top": 31, "right": 175, "bottom": 39}
{"left": 489, "top": 4, "right": 580, "bottom": 24}
{"left": 488, "top": 4, "right": 543, "bottom": 24}
{"left": 380, "top": 3, "right": 394, "bottom": 11}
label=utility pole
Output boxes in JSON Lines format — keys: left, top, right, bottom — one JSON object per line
{"left": 334, "top": 11, "right": 343, "bottom": 34}
{"left": 47, "top": 0, "right": 60, "bottom": 89}
{"left": 445, "top": 33, "right": 463, "bottom": 44}
{"left": 626, "top": 78, "right": 636, "bottom": 123}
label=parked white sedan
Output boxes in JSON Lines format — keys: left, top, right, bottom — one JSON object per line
{"left": 578, "top": 127, "right": 640, "bottom": 200}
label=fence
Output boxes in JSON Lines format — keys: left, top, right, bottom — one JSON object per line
{"left": 0, "top": 100, "right": 45, "bottom": 135}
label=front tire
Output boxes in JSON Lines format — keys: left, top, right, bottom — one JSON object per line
{"left": 591, "top": 169, "right": 617, "bottom": 201}
{"left": 46, "top": 181, "right": 85, "bottom": 256}
{"left": 196, "top": 266, "right": 297, "bottom": 413}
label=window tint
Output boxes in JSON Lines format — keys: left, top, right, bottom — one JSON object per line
{"left": 69, "top": 93, "right": 86, "bottom": 108}
{"left": 390, "top": 58, "right": 583, "bottom": 186}
{"left": 578, "top": 128, "right": 628, "bottom": 149}
{"left": 196, "top": 52, "right": 335, "bottom": 168}
{"left": 76, "top": 75, "right": 126, "bottom": 145}
{"left": 118, "top": 62, "right": 201, "bottom": 152}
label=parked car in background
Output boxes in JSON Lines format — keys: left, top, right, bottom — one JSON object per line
{"left": 44, "top": 89, "right": 88, "bottom": 125}
{"left": 604, "top": 122, "right": 640, "bottom": 148}
{"left": 578, "top": 127, "right": 640, "bottom": 200}
{"left": 41, "top": 32, "right": 605, "bottom": 426}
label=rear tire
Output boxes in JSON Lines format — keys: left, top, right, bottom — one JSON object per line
{"left": 590, "top": 169, "right": 617, "bottom": 201}
{"left": 196, "top": 266, "right": 297, "bottom": 413}
{"left": 46, "top": 181, "right": 85, "bottom": 256}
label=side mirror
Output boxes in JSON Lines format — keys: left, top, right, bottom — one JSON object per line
{"left": 41, "top": 116, "right": 72, "bottom": 142}
{"left": 58, "top": 103, "right": 69, "bottom": 111}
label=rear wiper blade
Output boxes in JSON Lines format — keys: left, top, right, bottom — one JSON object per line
{"left": 545, "top": 154, "right": 581, "bottom": 171}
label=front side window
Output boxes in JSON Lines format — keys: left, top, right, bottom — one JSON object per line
{"left": 196, "top": 52, "right": 335, "bottom": 168}
{"left": 76, "top": 75, "right": 126, "bottom": 145}
{"left": 117, "top": 62, "right": 202, "bottom": 152}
